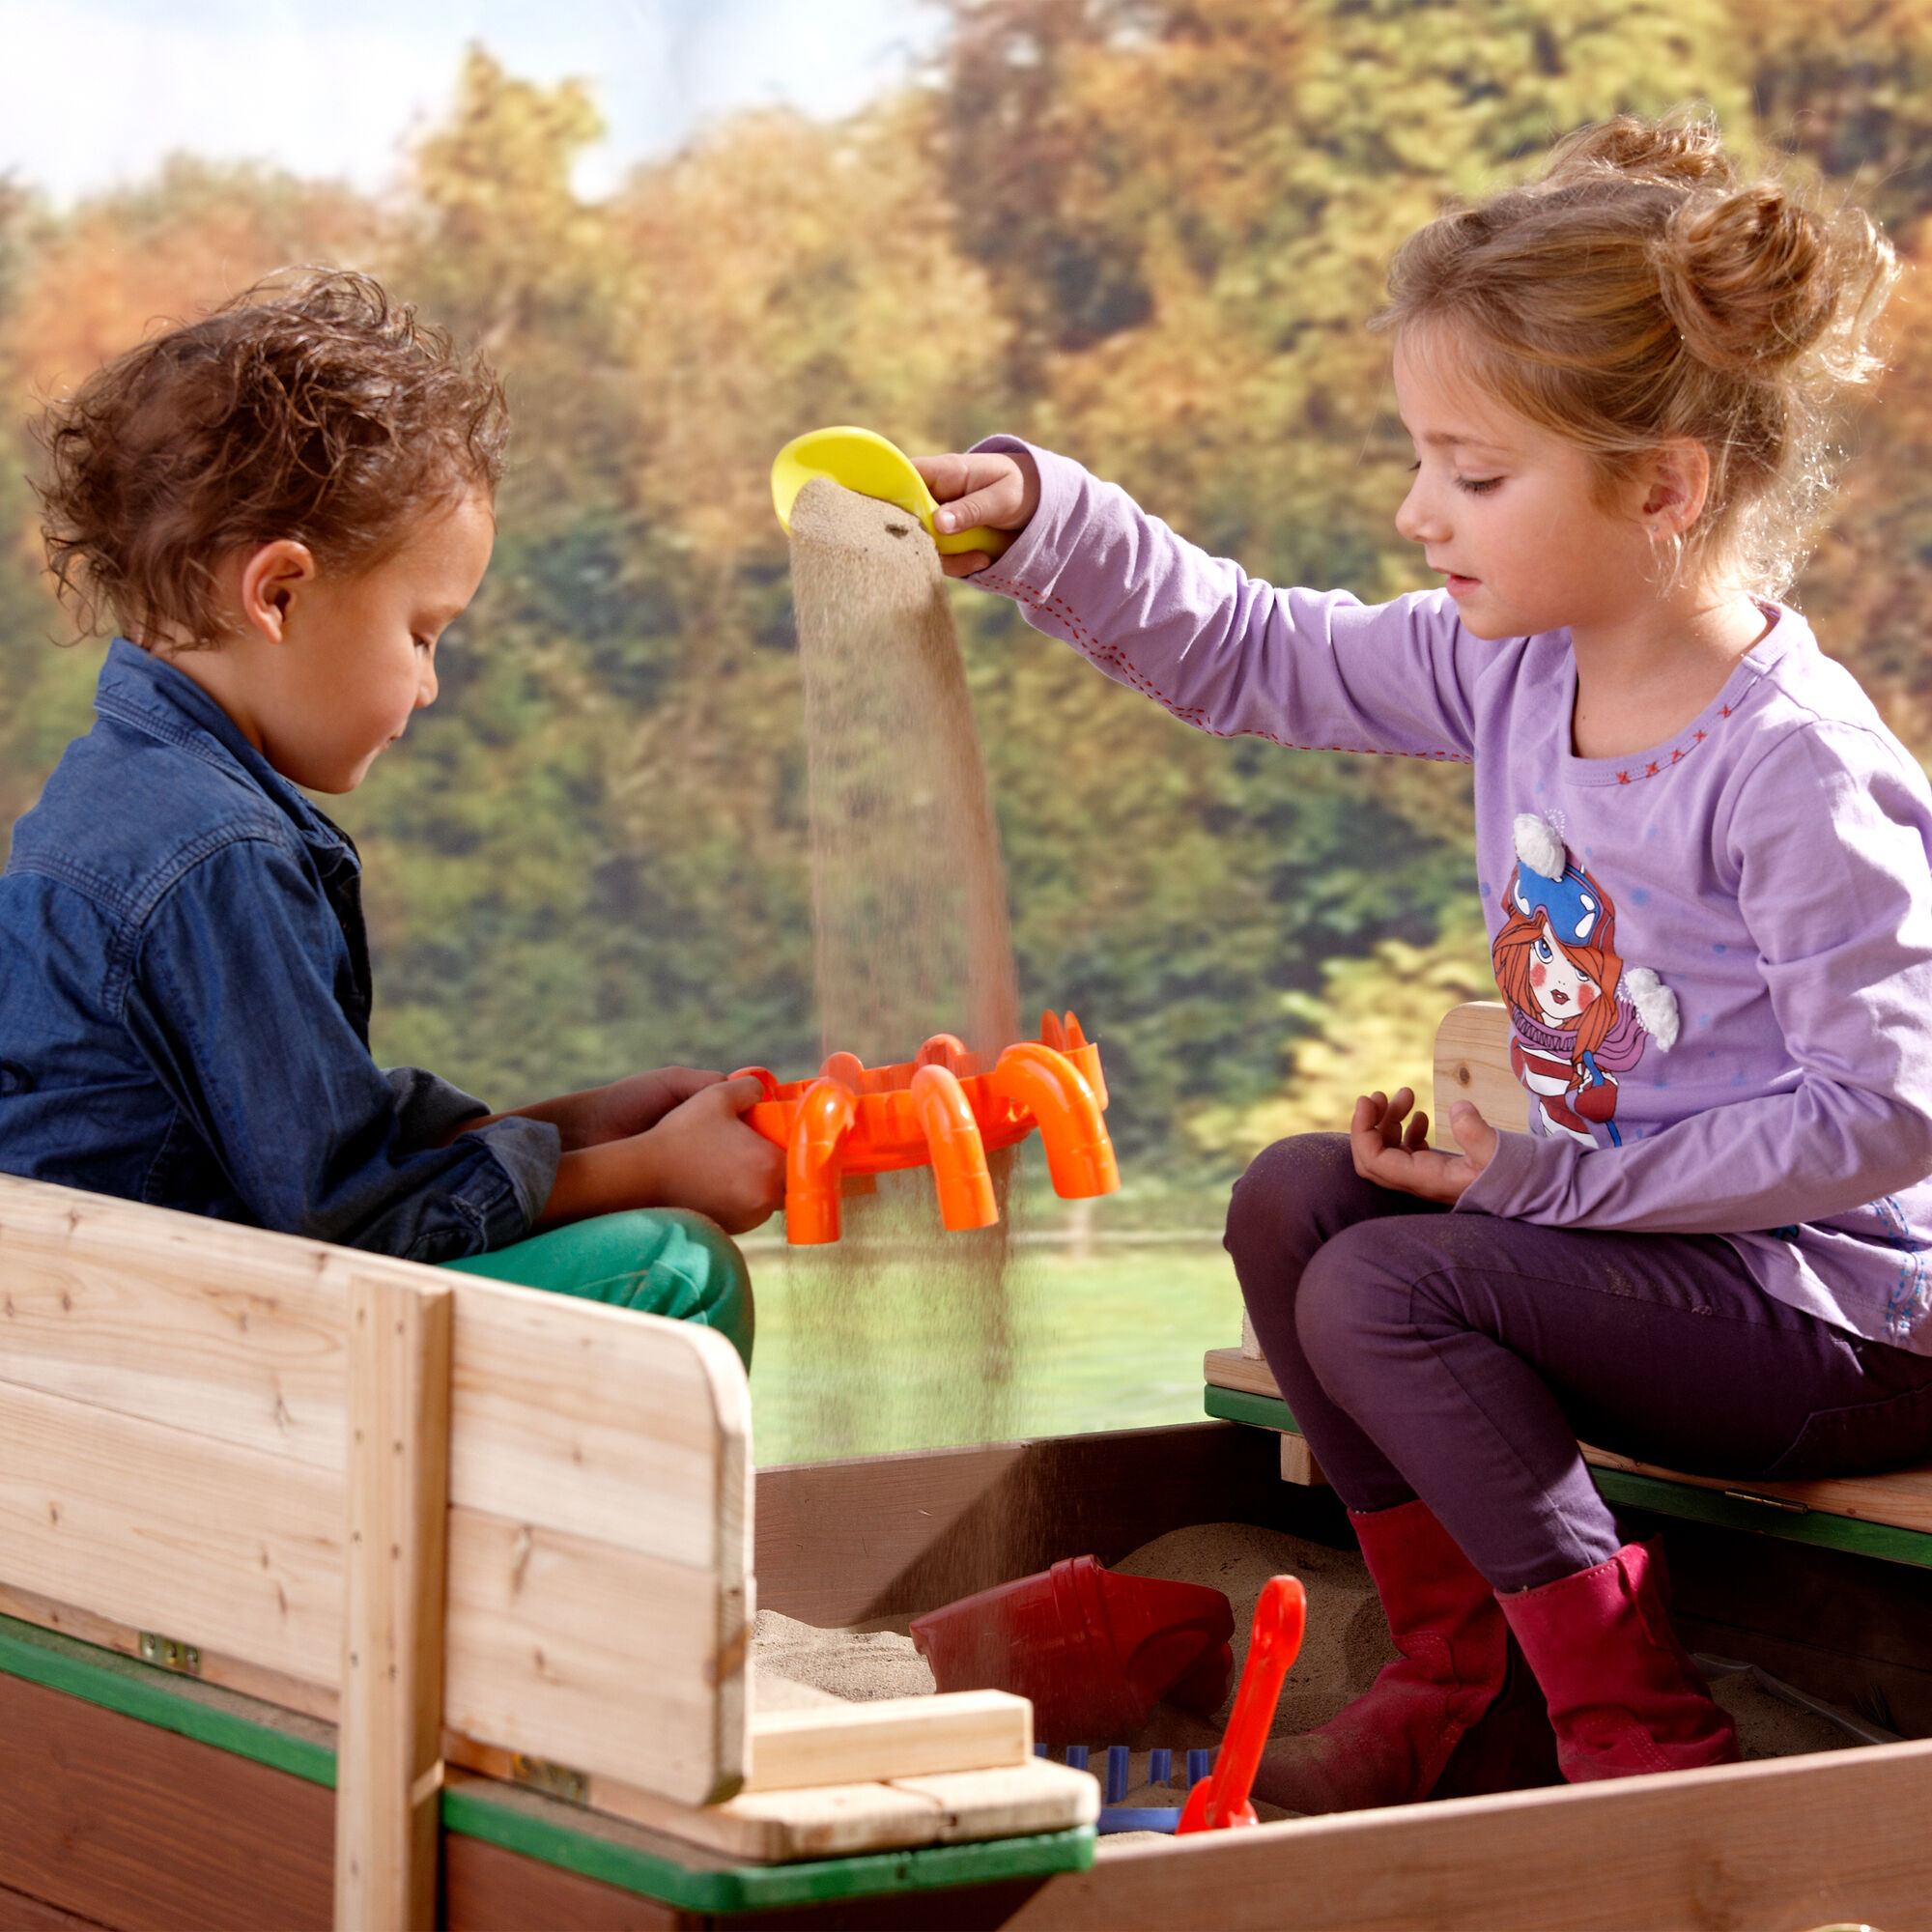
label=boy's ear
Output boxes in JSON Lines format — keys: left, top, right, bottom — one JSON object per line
{"left": 236, "top": 539, "right": 319, "bottom": 643}
{"left": 1637, "top": 439, "right": 1712, "bottom": 538}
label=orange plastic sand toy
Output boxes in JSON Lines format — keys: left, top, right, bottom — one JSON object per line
{"left": 734, "top": 1011, "right": 1119, "bottom": 1245}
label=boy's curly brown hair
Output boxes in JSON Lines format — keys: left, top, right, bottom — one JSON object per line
{"left": 33, "top": 269, "right": 507, "bottom": 650}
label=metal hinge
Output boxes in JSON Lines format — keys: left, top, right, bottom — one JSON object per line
{"left": 137, "top": 1631, "right": 202, "bottom": 1675}
{"left": 510, "top": 1753, "right": 588, "bottom": 1805}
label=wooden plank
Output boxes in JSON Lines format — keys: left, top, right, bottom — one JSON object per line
{"left": 0, "top": 1664, "right": 335, "bottom": 1932}
{"left": 446, "top": 1280, "right": 747, "bottom": 1571}
{"left": 1203, "top": 1348, "right": 1282, "bottom": 1401}
{"left": 0, "top": 1376, "right": 341, "bottom": 1687}
{"left": 0, "top": 1884, "right": 119, "bottom": 1931}
{"left": 1009, "top": 1741, "right": 1932, "bottom": 1931}
{"left": 1431, "top": 999, "right": 1527, "bottom": 1144}
{"left": 0, "top": 1576, "right": 340, "bottom": 1724}
{"left": 888, "top": 1762, "right": 1100, "bottom": 1845}
{"left": 1208, "top": 1344, "right": 1932, "bottom": 1534}
{"left": 335, "top": 1274, "right": 451, "bottom": 1932}
{"left": 443, "top": 1508, "right": 738, "bottom": 1805}
{"left": 745, "top": 1691, "right": 1029, "bottom": 1793}
{"left": 1238, "top": 1311, "right": 1262, "bottom": 1360}
{"left": 0, "top": 1173, "right": 351, "bottom": 1470}
{"left": 441, "top": 1832, "right": 687, "bottom": 1932}
{"left": 1279, "top": 1434, "right": 1326, "bottom": 1488}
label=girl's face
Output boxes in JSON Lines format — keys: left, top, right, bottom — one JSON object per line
{"left": 1526, "top": 916, "right": 1600, "bottom": 1026}
{"left": 1391, "top": 327, "right": 1659, "bottom": 642}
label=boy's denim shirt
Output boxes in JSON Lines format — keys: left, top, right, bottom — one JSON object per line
{"left": 0, "top": 639, "right": 559, "bottom": 1260}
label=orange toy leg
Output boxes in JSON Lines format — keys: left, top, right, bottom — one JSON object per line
{"left": 786, "top": 1077, "right": 856, "bottom": 1244}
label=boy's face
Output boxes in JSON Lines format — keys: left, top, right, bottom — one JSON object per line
{"left": 189, "top": 490, "right": 495, "bottom": 793}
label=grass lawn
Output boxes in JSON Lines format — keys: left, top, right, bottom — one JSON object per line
{"left": 745, "top": 1237, "right": 1242, "bottom": 1466}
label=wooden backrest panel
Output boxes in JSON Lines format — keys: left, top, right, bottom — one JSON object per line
{"left": 1432, "top": 1001, "right": 1527, "bottom": 1144}
{"left": 0, "top": 1173, "right": 752, "bottom": 1805}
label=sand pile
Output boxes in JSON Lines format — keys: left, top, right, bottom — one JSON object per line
{"left": 752, "top": 1606, "right": 935, "bottom": 1707}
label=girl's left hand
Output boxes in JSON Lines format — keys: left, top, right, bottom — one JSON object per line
{"left": 1350, "top": 1087, "right": 1497, "bottom": 1204}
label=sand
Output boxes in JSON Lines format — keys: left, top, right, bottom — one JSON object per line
{"left": 780, "top": 477, "right": 1031, "bottom": 1475}
{"left": 752, "top": 1606, "right": 936, "bottom": 1706}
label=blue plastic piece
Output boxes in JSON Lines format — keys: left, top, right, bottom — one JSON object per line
{"left": 1186, "top": 1747, "right": 1211, "bottom": 1790}
{"left": 1096, "top": 1805, "right": 1180, "bottom": 1835}
{"left": 1149, "top": 1747, "right": 1173, "bottom": 1788}
{"left": 1034, "top": 1742, "right": 1047, "bottom": 1759}
{"left": 1104, "top": 1744, "right": 1129, "bottom": 1804}
{"left": 1065, "top": 1745, "right": 1090, "bottom": 1772}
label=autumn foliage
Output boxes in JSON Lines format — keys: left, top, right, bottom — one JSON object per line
{"left": 4, "top": 9, "right": 1931, "bottom": 1179}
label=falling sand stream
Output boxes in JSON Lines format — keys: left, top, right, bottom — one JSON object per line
{"left": 781, "top": 478, "right": 1033, "bottom": 1538}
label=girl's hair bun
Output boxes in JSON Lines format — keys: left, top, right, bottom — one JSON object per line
{"left": 1549, "top": 115, "right": 1735, "bottom": 193}
{"left": 1657, "top": 185, "right": 1849, "bottom": 372}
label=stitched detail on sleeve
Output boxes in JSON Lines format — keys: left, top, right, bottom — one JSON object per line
{"left": 979, "top": 569, "right": 1472, "bottom": 766}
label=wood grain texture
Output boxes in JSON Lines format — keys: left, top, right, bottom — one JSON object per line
{"left": 0, "top": 1173, "right": 352, "bottom": 1469}
{"left": 1278, "top": 1434, "right": 1326, "bottom": 1488}
{"left": 0, "top": 1665, "right": 334, "bottom": 1932}
{"left": 503, "top": 1750, "right": 1095, "bottom": 1864}
{"left": 745, "top": 1691, "right": 1029, "bottom": 1792}
{"left": 1009, "top": 1742, "right": 1932, "bottom": 1932}
{"left": 335, "top": 1274, "right": 451, "bottom": 1932}
{"left": 0, "top": 1375, "right": 342, "bottom": 1685}
{"left": 0, "top": 1886, "right": 118, "bottom": 1932}
{"left": 1432, "top": 999, "right": 1529, "bottom": 1143}
{"left": 0, "top": 1577, "right": 341, "bottom": 1723}
{"left": 1203, "top": 1348, "right": 1282, "bottom": 1401}
{"left": 441, "top": 1833, "right": 686, "bottom": 1932}
{"left": 443, "top": 1508, "right": 736, "bottom": 1805}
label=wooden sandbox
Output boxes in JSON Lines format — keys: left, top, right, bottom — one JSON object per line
{"left": 7, "top": 1005, "right": 1932, "bottom": 1928}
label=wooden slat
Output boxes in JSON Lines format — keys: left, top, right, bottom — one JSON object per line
{"left": 452, "top": 1750, "right": 1097, "bottom": 1865}
{"left": 1206, "top": 1345, "right": 1932, "bottom": 1535}
{"left": 1279, "top": 1434, "right": 1326, "bottom": 1488}
{"left": 1203, "top": 1348, "right": 1283, "bottom": 1401}
{"left": 744, "top": 1690, "right": 1030, "bottom": 1793}
{"left": 336, "top": 1274, "right": 451, "bottom": 1932}
{"left": 1009, "top": 1741, "right": 1932, "bottom": 1931}
{"left": 446, "top": 1281, "right": 743, "bottom": 1570}
{"left": 0, "top": 1173, "right": 350, "bottom": 1468}
{"left": 442, "top": 1508, "right": 738, "bottom": 1805}
{"left": 0, "top": 1376, "right": 341, "bottom": 1685}
{"left": 1431, "top": 999, "right": 1528, "bottom": 1144}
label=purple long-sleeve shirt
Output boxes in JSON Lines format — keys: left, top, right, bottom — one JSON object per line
{"left": 971, "top": 438, "right": 1932, "bottom": 1353}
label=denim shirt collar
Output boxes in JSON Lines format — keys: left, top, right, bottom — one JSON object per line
{"left": 94, "top": 638, "right": 355, "bottom": 862}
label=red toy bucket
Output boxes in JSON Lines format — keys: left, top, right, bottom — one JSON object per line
{"left": 909, "top": 1555, "right": 1235, "bottom": 1740}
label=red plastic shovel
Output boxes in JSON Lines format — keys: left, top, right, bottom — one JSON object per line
{"left": 1176, "top": 1574, "right": 1307, "bottom": 1833}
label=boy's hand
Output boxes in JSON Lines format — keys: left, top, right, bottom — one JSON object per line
{"left": 1349, "top": 1088, "right": 1497, "bottom": 1204}
{"left": 913, "top": 450, "right": 1040, "bottom": 578}
{"left": 592, "top": 1065, "right": 729, "bottom": 1144}
{"left": 628, "top": 1075, "right": 786, "bottom": 1235}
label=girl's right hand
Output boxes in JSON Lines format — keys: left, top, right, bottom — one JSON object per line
{"left": 913, "top": 450, "right": 1041, "bottom": 578}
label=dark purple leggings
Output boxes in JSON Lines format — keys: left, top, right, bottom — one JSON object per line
{"left": 1225, "top": 1135, "right": 1932, "bottom": 1591}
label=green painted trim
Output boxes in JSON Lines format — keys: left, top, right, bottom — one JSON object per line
{"left": 1204, "top": 1384, "right": 1932, "bottom": 1572}
{"left": 0, "top": 1609, "right": 1094, "bottom": 1911}
{"left": 0, "top": 1612, "right": 335, "bottom": 1786}
{"left": 1204, "top": 1383, "right": 1298, "bottom": 1434}
{"left": 441, "top": 1776, "right": 1094, "bottom": 1912}
{"left": 1587, "top": 1467, "right": 1932, "bottom": 1569}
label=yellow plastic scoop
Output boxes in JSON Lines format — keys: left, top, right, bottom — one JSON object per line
{"left": 772, "top": 426, "right": 1012, "bottom": 561}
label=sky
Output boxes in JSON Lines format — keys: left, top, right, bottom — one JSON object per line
{"left": 0, "top": 0, "right": 950, "bottom": 203}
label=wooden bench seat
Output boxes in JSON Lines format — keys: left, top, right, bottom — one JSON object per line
{"left": 1205, "top": 1001, "right": 1932, "bottom": 1571}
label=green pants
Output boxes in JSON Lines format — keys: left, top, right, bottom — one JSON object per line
{"left": 440, "top": 1208, "right": 753, "bottom": 1369}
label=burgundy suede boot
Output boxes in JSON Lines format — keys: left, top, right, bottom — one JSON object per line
{"left": 1495, "top": 1538, "right": 1739, "bottom": 1781}
{"left": 1251, "top": 1499, "right": 1558, "bottom": 1815}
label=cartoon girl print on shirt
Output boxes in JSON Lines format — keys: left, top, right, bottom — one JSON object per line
{"left": 1492, "top": 815, "right": 1677, "bottom": 1150}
